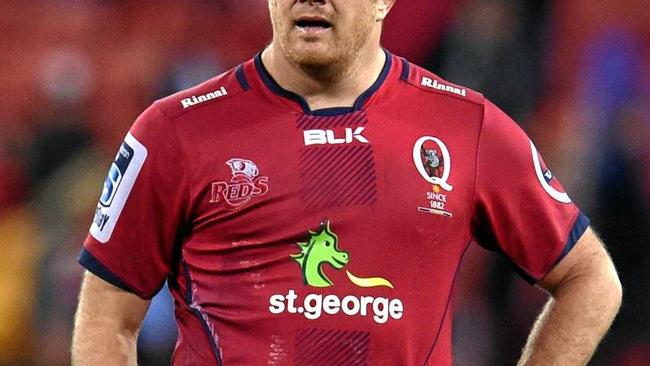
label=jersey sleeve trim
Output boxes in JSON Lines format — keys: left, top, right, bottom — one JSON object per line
{"left": 497, "top": 213, "right": 590, "bottom": 285}
{"left": 517, "top": 211, "right": 590, "bottom": 284}
{"left": 78, "top": 247, "right": 149, "bottom": 298}
{"left": 544, "top": 211, "right": 591, "bottom": 279}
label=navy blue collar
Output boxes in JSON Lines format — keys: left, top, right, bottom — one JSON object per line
{"left": 254, "top": 50, "right": 393, "bottom": 116}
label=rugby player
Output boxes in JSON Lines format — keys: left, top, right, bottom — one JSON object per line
{"left": 72, "top": 0, "right": 622, "bottom": 365}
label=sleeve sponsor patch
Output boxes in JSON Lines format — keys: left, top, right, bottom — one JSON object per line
{"left": 90, "top": 132, "right": 148, "bottom": 243}
{"left": 530, "top": 140, "right": 571, "bottom": 204}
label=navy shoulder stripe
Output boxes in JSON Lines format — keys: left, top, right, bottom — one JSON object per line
{"left": 235, "top": 64, "right": 250, "bottom": 91}
{"left": 400, "top": 57, "right": 410, "bottom": 81}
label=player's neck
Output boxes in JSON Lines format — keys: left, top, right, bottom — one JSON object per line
{"left": 261, "top": 43, "right": 386, "bottom": 111}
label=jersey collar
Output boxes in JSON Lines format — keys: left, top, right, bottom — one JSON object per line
{"left": 242, "top": 49, "right": 397, "bottom": 116}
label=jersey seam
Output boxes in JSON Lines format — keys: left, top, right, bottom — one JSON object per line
{"left": 154, "top": 104, "right": 194, "bottom": 226}
{"left": 423, "top": 238, "right": 473, "bottom": 365}
{"left": 470, "top": 102, "right": 486, "bottom": 229}
{"left": 182, "top": 260, "right": 223, "bottom": 366}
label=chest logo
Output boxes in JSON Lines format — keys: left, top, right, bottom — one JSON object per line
{"left": 210, "top": 158, "right": 269, "bottom": 208}
{"left": 413, "top": 136, "right": 454, "bottom": 218}
{"left": 269, "top": 221, "right": 403, "bottom": 324}
{"left": 303, "top": 127, "right": 369, "bottom": 146}
{"left": 291, "top": 220, "right": 393, "bottom": 288}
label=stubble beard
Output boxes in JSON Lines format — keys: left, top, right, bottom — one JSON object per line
{"left": 273, "top": 11, "right": 376, "bottom": 83}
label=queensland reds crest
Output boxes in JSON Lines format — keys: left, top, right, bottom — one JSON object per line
{"left": 413, "top": 136, "right": 453, "bottom": 191}
{"left": 210, "top": 158, "right": 269, "bottom": 208}
{"left": 413, "top": 136, "right": 454, "bottom": 218}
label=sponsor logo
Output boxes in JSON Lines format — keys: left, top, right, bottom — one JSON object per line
{"left": 210, "top": 158, "right": 269, "bottom": 208}
{"left": 303, "top": 127, "right": 369, "bottom": 146}
{"left": 421, "top": 77, "right": 467, "bottom": 97}
{"left": 91, "top": 133, "right": 148, "bottom": 243}
{"left": 268, "top": 221, "right": 403, "bottom": 324}
{"left": 180, "top": 86, "right": 228, "bottom": 109}
{"left": 413, "top": 136, "right": 454, "bottom": 217}
{"left": 530, "top": 141, "right": 571, "bottom": 203}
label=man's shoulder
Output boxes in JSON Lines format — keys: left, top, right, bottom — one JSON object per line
{"left": 399, "top": 60, "right": 485, "bottom": 107}
{"left": 152, "top": 66, "right": 250, "bottom": 120}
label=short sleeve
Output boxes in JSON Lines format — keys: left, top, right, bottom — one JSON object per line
{"left": 472, "top": 100, "right": 589, "bottom": 283}
{"left": 79, "top": 104, "right": 189, "bottom": 299}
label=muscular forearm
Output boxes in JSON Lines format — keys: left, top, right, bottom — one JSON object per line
{"left": 517, "top": 258, "right": 622, "bottom": 365}
{"left": 72, "top": 272, "right": 148, "bottom": 366}
{"left": 71, "top": 311, "right": 139, "bottom": 365}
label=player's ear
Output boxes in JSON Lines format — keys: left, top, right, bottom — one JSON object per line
{"left": 376, "top": 0, "right": 397, "bottom": 22}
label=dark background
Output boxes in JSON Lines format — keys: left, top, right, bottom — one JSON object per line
{"left": 1, "top": 0, "right": 649, "bottom": 365}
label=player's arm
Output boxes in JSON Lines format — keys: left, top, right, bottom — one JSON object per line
{"left": 517, "top": 227, "right": 622, "bottom": 365}
{"left": 72, "top": 271, "right": 150, "bottom": 366}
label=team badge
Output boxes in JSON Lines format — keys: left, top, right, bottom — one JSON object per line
{"left": 210, "top": 158, "right": 269, "bottom": 208}
{"left": 413, "top": 136, "right": 454, "bottom": 217}
{"left": 91, "top": 132, "right": 148, "bottom": 243}
{"left": 530, "top": 141, "right": 571, "bottom": 203}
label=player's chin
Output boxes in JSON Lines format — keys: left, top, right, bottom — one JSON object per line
{"left": 289, "top": 44, "right": 338, "bottom": 68}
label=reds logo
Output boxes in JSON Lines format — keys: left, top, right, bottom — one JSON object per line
{"left": 210, "top": 158, "right": 269, "bottom": 208}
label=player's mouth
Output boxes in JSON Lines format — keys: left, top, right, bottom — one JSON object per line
{"left": 294, "top": 16, "right": 332, "bottom": 35}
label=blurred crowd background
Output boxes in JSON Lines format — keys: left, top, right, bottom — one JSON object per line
{"left": 1, "top": 0, "right": 649, "bottom": 365}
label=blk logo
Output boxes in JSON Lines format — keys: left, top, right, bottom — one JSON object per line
{"left": 303, "top": 127, "right": 369, "bottom": 146}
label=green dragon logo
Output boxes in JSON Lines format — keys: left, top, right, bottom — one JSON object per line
{"left": 292, "top": 221, "right": 349, "bottom": 287}
{"left": 292, "top": 220, "right": 393, "bottom": 288}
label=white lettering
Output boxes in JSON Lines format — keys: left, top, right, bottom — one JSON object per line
{"left": 326, "top": 130, "right": 346, "bottom": 144}
{"left": 304, "top": 294, "right": 323, "bottom": 320}
{"left": 341, "top": 296, "right": 361, "bottom": 315}
{"left": 372, "top": 297, "right": 390, "bottom": 324}
{"left": 389, "top": 299, "right": 404, "bottom": 320}
{"left": 322, "top": 295, "right": 341, "bottom": 315}
{"left": 118, "top": 146, "right": 130, "bottom": 159}
{"left": 303, "top": 130, "right": 327, "bottom": 146}
{"left": 426, "top": 192, "right": 447, "bottom": 202}
{"left": 304, "top": 127, "right": 369, "bottom": 146}
{"left": 269, "top": 290, "right": 403, "bottom": 324}
{"left": 180, "top": 87, "right": 228, "bottom": 109}
{"left": 360, "top": 296, "right": 374, "bottom": 316}
{"left": 268, "top": 294, "right": 285, "bottom": 314}
{"left": 421, "top": 77, "right": 467, "bottom": 97}
{"left": 286, "top": 289, "right": 298, "bottom": 313}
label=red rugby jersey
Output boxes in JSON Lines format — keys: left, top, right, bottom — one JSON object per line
{"left": 80, "top": 51, "right": 589, "bottom": 365}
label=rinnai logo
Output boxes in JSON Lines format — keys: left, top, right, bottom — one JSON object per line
{"left": 180, "top": 87, "right": 228, "bottom": 109}
{"left": 303, "top": 127, "right": 369, "bottom": 146}
{"left": 421, "top": 77, "right": 466, "bottom": 97}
